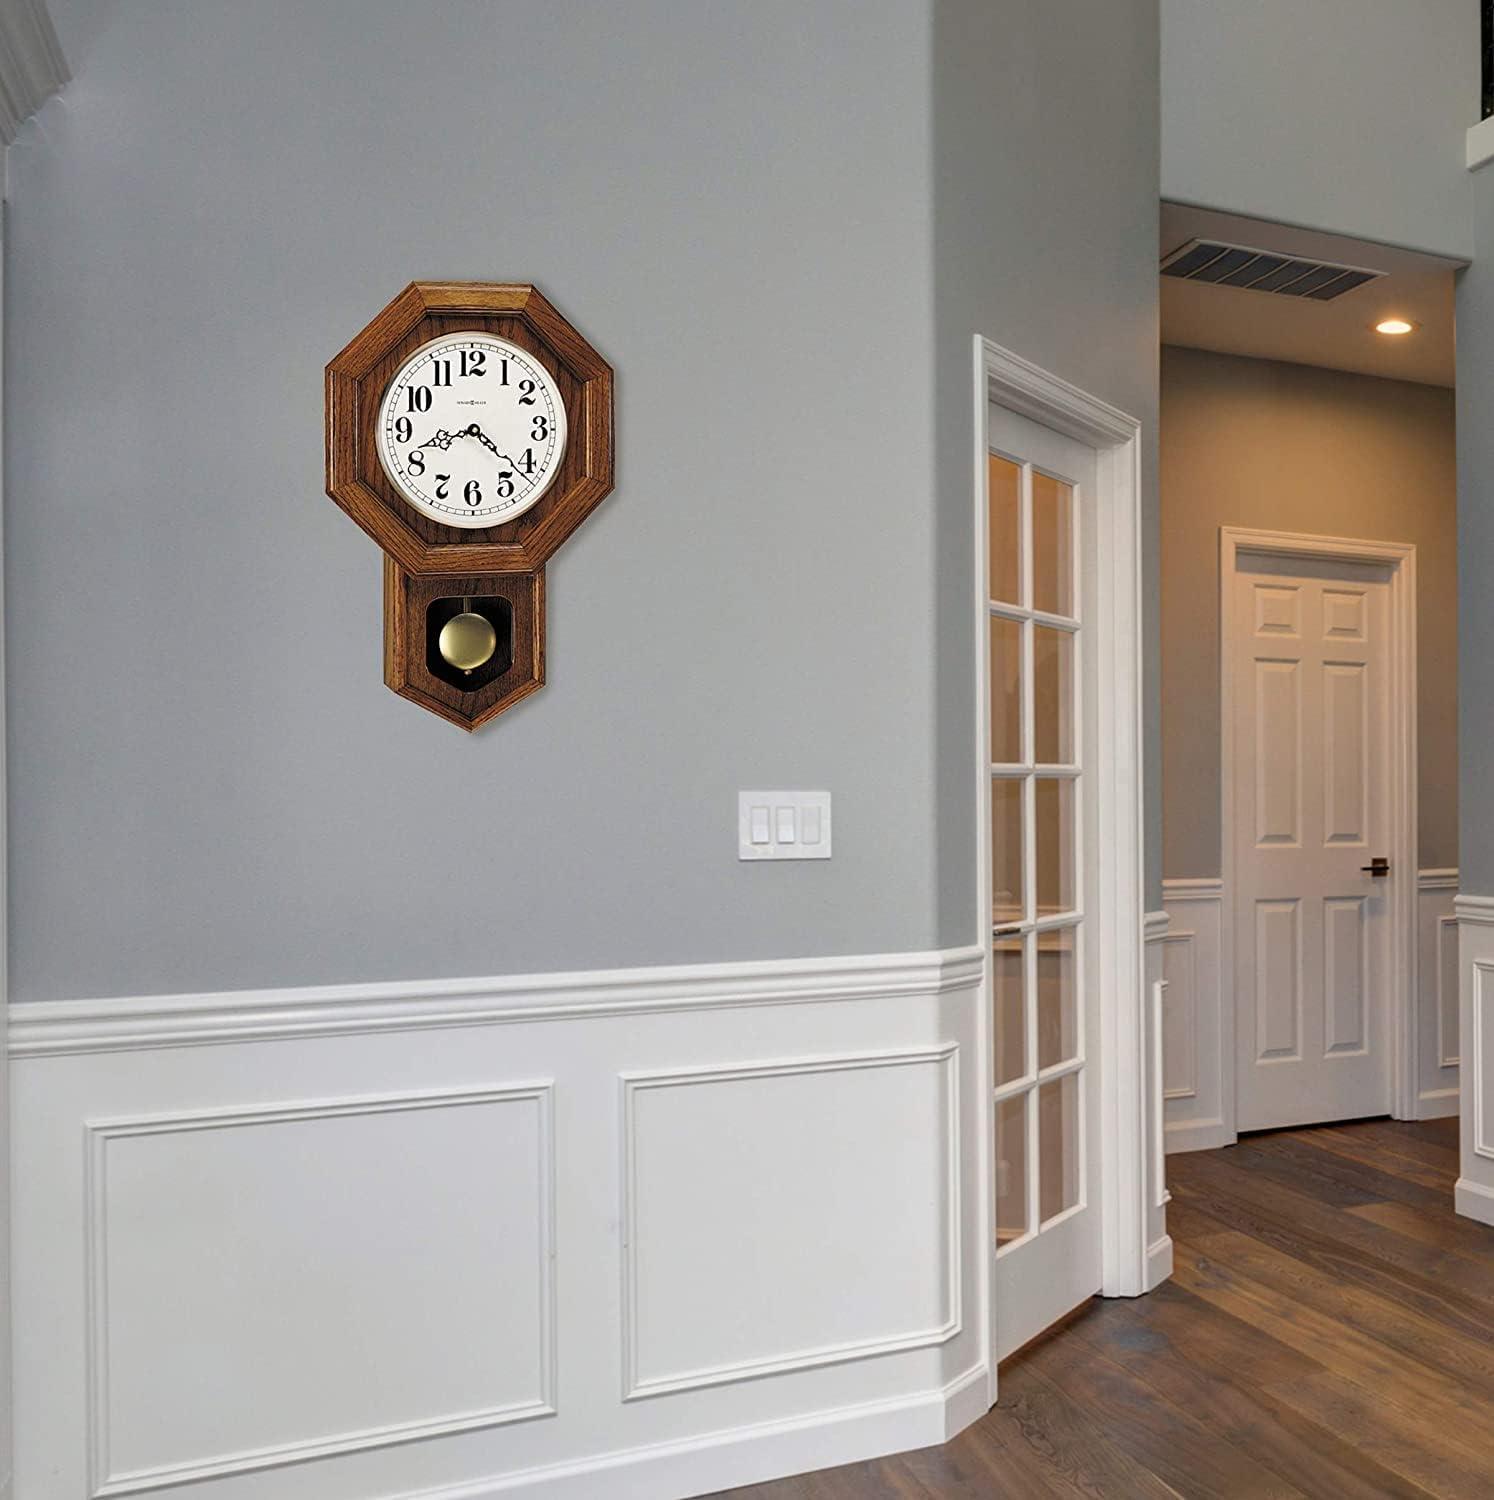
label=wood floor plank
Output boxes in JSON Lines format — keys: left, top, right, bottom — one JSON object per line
{"left": 1323, "top": 1118, "right": 1461, "bottom": 1173}
{"left": 1347, "top": 1198, "right": 1494, "bottom": 1263}
{"left": 1288, "top": 1124, "right": 1458, "bottom": 1189}
{"left": 1268, "top": 1370, "right": 1494, "bottom": 1499}
{"left": 715, "top": 1118, "right": 1494, "bottom": 1500}
{"left": 1244, "top": 1131, "right": 1452, "bottom": 1213}
{"left": 1164, "top": 1140, "right": 1494, "bottom": 1308}
{"left": 1170, "top": 1238, "right": 1494, "bottom": 1430}
{"left": 1024, "top": 1326, "right": 1308, "bottom": 1498}
{"left": 985, "top": 1360, "right": 1187, "bottom": 1499}
{"left": 1067, "top": 1295, "right": 1437, "bottom": 1500}
{"left": 1173, "top": 1218, "right": 1494, "bottom": 1390}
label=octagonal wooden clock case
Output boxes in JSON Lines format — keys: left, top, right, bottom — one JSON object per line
{"left": 325, "top": 283, "right": 614, "bottom": 729}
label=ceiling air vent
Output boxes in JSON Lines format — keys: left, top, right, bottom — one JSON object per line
{"left": 1160, "top": 239, "right": 1385, "bottom": 301}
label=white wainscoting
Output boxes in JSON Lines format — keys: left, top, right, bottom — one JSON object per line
{"left": 1142, "top": 911, "right": 1173, "bottom": 1290}
{"left": 1159, "top": 880, "right": 1231, "bottom": 1154}
{"left": 1416, "top": 869, "right": 1460, "bottom": 1118}
{"left": 1161, "top": 870, "right": 1459, "bottom": 1153}
{"left": 10, "top": 948, "right": 988, "bottom": 1500}
{"left": 1455, "top": 896, "right": 1494, "bottom": 1227}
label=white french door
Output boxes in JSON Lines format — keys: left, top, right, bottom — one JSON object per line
{"left": 987, "top": 405, "right": 1102, "bottom": 1360}
{"left": 1229, "top": 550, "right": 1395, "bottom": 1131}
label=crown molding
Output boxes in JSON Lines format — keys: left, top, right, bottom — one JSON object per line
{"left": 0, "top": 0, "right": 67, "bottom": 147}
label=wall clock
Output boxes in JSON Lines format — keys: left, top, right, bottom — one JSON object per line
{"left": 325, "top": 284, "right": 614, "bottom": 729}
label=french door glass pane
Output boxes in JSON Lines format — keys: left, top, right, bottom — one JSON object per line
{"left": 988, "top": 454, "right": 1022, "bottom": 606}
{"left": 1032, "top": 471, "right": 1074, "bottom": 617}
{"left": 993, "top": 936, "right": 1026, "bottom": 1087}
{"left": 1033, "top": 625, "right": 1074, "bottom": 764}
{"left": 990, "top": 615, "right": 1022, "bottom": 764}
{"left": 996, "top": 1092, "right": 1030, "bottom": 1246}
{"left": 1035, "top": 777, "right": 1076, "bottom": 916}
{"left": 1036, "top": 925, "right": 1079, "bottom": 1069}
{"left": 992, "top": 777, "right": 1025, "bottom": 924}
{"left": 1039, "top": 1072, "right": 1081, "bottom": 1222}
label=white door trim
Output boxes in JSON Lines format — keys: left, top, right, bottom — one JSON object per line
{"left": 1219, "top": 526, "right": 1419, "bottom": 1126}
{"left": 973, "top": 336, "right": 1149, "bottom": 1381}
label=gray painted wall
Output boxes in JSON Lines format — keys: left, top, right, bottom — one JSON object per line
{"left": 8, "top": 0, "right": 943, "bottom": 1001}
{"left": 1162, "top": 0, "right": 1476, "bottom": 261}
{"left": 932, "top": 0, "right": 1162, "bottom": 933}
{"left": 1459, "top": 181, "right": 1494, "bottom": 896}
{"left": 7, "top": 1, "right": 1163, "bottom": 1002}
{"left": 1162, "top": 345, "right": 1458, "bottom": 878}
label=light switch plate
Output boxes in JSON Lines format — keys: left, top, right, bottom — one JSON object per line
{"left": 738, "top": 791, "right": 832, "bottom": 860}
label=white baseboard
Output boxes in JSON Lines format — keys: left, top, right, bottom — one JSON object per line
{"left": 1415, "top": 1087, "right": 1460, "bottom": 1120}
{"left": 1164, "top": 1117, "right": 1234, "bottom": 1154}
{"left": 1455, "top": 1176, "right": 1494, "bottom": 1228}
{"left": 1144, "top": 1234, "right": 1173, "bottom": 1292}
{"left": 392, "top": 1367, "right": 990, "bottom": 1500}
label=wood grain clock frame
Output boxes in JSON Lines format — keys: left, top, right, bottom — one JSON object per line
{"left": 325, "top": 282, "right": 614, "bottom": 730}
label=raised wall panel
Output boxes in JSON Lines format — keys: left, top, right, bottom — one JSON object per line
{"left": 1322, "top": 662, "right": 1368, "bottom": 845}
{"left": 1160, "top": 882, "right": 1228, "bottom": 1154}
{"left": 1323, "top": 897, "right": 1369, "bottom": 1056}
{"left": 1254, "top": 660, "right": 1300, "bottom": 846}
{"left": 1253, "top": 584, "right": 1300, "bottom": 636}
{"left": 1160, "top": 934, "right": 1197, "bottom": 1099}
{"left": 621, "top": 1047, "right": 959, "bottom": 1398}
{"left": 1440, "top": 915, "right": 1460, "bottom": 1068}
{"left": 1254, "top": 900, "right": 1302, "bottom": 1062}
{"left": 86, "top": 1087, "right": 555, "bottom": 1493}
{"left": 1416, "top": 875, "right": 1459, "bottom": 1117}
{"left": 1322, "top": 588, "right": 1367, "bottom": 640}
{"left": 1476, "top": 964, "right": 1494, "bottom": 1161}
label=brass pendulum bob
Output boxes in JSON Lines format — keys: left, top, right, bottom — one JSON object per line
{"left": 438, "top": 598, "right": 497, "bottom": 675}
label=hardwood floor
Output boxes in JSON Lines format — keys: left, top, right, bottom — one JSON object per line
{"left": 712, "top": 1117, "right": 1494, "bottom": 1499}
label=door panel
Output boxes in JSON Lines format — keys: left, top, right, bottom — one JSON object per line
{"left": 1231, "top": 553, "right": 1393, "bottom": 1131}
{"left": 987, "top": 405, "right": 1100, "bottom": 1360}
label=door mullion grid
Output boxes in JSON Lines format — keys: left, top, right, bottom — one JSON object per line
{"left": 1019, "top": 460, "right": 1039, "bottom": 1237}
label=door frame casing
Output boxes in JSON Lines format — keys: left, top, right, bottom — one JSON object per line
{"left": 1219, "top": 526, "right": 1419, "bottom": 1128}
{"left": 973, "top": 336, "right": 1150, "bottom": 1389}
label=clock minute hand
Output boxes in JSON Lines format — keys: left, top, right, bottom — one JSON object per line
{"left": 461, "top": 424, "right": 534, "bottom": 488}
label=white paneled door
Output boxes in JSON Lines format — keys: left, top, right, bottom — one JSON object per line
{"left": 987, "top": 407, "right": 1102, "bottom": 1360}
{"left": 1230, "top": 552, "right": 1394, "bottom": 1131}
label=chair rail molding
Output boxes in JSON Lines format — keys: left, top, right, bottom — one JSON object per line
{"left": 0, "top": 0, "right": 67, "bottom": 147}
{"left": 11, "top": 943, "right": 991, "bottom": 1500}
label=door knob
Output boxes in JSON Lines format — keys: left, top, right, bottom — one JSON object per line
{"left": 1361, "top": 856, "right": 1390, "bottom": 877}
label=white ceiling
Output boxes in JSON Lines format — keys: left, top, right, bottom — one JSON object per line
{"left": 1160, "top": 203, "right": 1460, "bottom": 388}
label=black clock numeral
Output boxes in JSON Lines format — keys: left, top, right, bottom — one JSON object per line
{"left": 407, "top": 386, "right": 432, "bottom": 413}
{"left": 517, "top": 378, "right": 536, "bottom": 406}
{"left": 461, "top": 349, "right": 487, "bottom": 378}
{"left": 531, "top": 414, "right": 550, "bottom": 441}
{"left": 406, "top": 448, "right": 426, "bottom": 476}
{"left": 435, "top": 474, "right": 450, "bottom": 500}
{"left": 464, "top": 479, "right": 483, "bottom": 506}
{"left": 517, "top": 448, "right": 536, "bottom": 475}
{"left": 393, "top": 416, "right": 413, "bottom": 443}
{"left": 497, "top": 472, "right": 515, "bottom": 499}
{"left": 431, "top": 359, "right": 452, "bottom": 387}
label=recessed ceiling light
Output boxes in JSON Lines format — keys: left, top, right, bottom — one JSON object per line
{"left": 1374, "top": 318, "right": 1416, "bottom": 336}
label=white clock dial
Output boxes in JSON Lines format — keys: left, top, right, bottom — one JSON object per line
{"left": 376, "top": 331, "right": 568, "bottom": 528}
